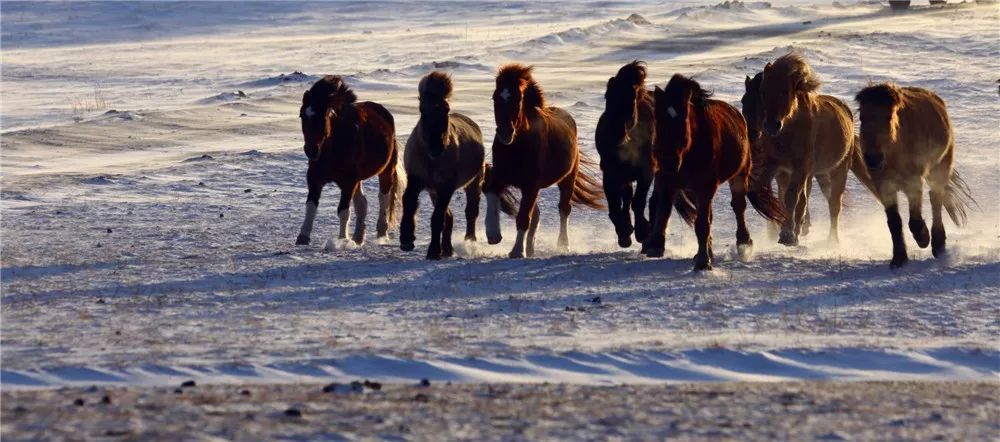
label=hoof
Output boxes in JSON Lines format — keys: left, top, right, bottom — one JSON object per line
{"left": 890, "top": 255, "right": 909, "bottom": 269}
{"left": 932, "top": 244, "right": 947, "bottom": 259}
{"left": 442, "top": 244, "right": 454, "bottom": 258}
{"left": 465, "top": 234, "right": 477, "bottom": 242}
{"left": 643, "top": 247, "right": 664, "bottom": 258}
{"left": 634, "top": 222, "right": 649, "bottom": 243}
{"left": 508, "top": 249, "right": 524, "bottom": 259}
{"left": 425, "top": 250, "right": 442, "bottom": 260}
{"left": 488, "top": 233, "right": 502, "bottom": 245}
{"left": 778, "top": 230, "right": 798, "bottom": 246}
{"left": 737, "top": 242, "right": 753, "bottom": 262}
{"left": 618, "top": 235, "right": 633, "bottom": 248}
{"left": 693, "top": 261, "right": 713, "bottom": 271}
{"left": 911, "top": 221, "right": 930, "bottom": 248}
{"left": 400, "top": 241, "right": 415, "bottom": 252}
{"left": 295, "top": 235, "right": 310, "bottom": 246}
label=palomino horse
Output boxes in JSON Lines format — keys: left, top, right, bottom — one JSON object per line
{"left": 400, "top": 72, "right": 486, "bottom": 260}
{"left": 642, "top": 74, "right": 784, "bottom": 270}
{"left": 753, "top": 53, "right": 876, "bottom": 246}
{"left": 596, "top": 61, "right": 695, "bottom": 248}
{"left": 295, "top": 75, "right": 405, "bottom": 250}
{"left": 856, "top": 83, "right": 974, "bottom": 268}
{"left": 484, "top": 64, "right": 604, "bottom": 258}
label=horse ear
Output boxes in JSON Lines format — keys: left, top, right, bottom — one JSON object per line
{"left": 763, "top": 62, "right": 773, "bottom": 72}
{"left": 745, "top": 75, "right": 751, "bottom": 88}
{"left": 654, "top": 85, "right": 664, "bottom": 96}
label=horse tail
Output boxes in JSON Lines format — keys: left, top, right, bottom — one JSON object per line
{"left": 571, "top": 152, "right": 606, "bottom": 209}
{"left": 849, "top": 135, "right": 879, "bottom": 197}
{"left": 484, "top": 163, "right": 518, "bottom": 217}
{"left": 673, "top": 190, "right": 697, "bottom": 227}
{"left": 944, "top": 170, "right": 976, "bottom": 227}
{"left": 387, "top": 138, "right": 406, "bottom": 228}
{"left": 746, "top": 170, "right": 786, "bottom": 224}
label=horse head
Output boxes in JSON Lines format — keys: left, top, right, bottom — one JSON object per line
{"left": 418, "top": 71, "right": 453, "bottom": 157}
{"left": 654, "top": 74, "right": 710, "bottom": 170}
{"left": 760, "top": 53, "right": 820, "bottom": 137}
{"left": 604, "top": 60, "right": 648, "bottom": 142}
{"left": 300, "top": 75, "right": 358, "bottom": 161}
{"left": 741, "top": 72, "right": 764, "bottom": 144}
{"left": 493, "top": 64, "right": 544, "bottom": 146}
{"left": 856, "top": 83, "right": 905, "bottom": 171}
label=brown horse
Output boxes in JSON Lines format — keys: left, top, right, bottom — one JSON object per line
{"left": 642, "top": 74, "right": 784, "bottom": 270}
{"left": 596, "top": 61, "right": 695, "bottom": 248}
{"left": 295, "top": 75, "right": 405, "bottom": 250}
{"left": 484, "top": 64, "right": 604, "bottom": 258}
{"left": 754, "top": 53, "right": 876, "bottom": 246}
{"left": 856, "top": 83, "right": 974, "bottom": 268}
{"left": 399, "top": 72, "right": 486, "bottom": 260}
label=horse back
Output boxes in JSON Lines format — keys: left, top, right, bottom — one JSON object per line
{"left": 545, "top": 106, "right": 577, "bottom": 138}
{"left": 355, "top": 101, "right": 397, "bottom": 176}
{"left": 699, "top": 100, "right": 751, "bottom": 181}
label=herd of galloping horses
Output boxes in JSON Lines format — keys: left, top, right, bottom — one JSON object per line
{"left": 293, "top": 52, "right": 973, "bottom": 270}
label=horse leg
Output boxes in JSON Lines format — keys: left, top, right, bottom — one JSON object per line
{"left": 903, "top": 177, "right": 930, "bottom": 249}
{"left": 632, "top": 173, "right": 653, "bottom": 243}
{"left": 729, "top": 176, "right": 752, "bottom": 261}
{"left": 928, "top": 164, "right": 950, "bottom": 258}
{"left": 526, "top": 204, "right": 541, "bottom": 257}
{"left": 427, "top": 188, "right": 455, "bottom": 260}
{"left": 509, "top": 187, "right": 539, "bottom": 259}
{"left": 296, "top": 179, "right": 323, "bottom": 245}
{"left": 376, "top": 152, "right": 397, "bottom": 239}
{"left": 325, "top": 182, "right": 357, "bottom": 251}
{"left": 880, "top": 182, "right": 908, "bottom": 268}
{"left": 822, "top": 167, "right": 847, "bottom": 245}
{"left": 768, "top": 171, "right": 788, "bottom": 241}
{"left": 693, "top": 188, "right": 716, "bottom": 271}
{"left": 484, "top": 171, "right": 504, "bottom": 245}
{"left": 464, "top": 177, "right": 482, "bottom": 242}
{"left": 443, "top": 208, "right": 455, "bottom": 257}
{"left": 604, "top": 178, "right": 630, "bottom": 248}
{"left": 399, "top": 176, "right": 423, "bottom": 252}
{"left": 351, "top": 185, "right": 368, "bottom": 245}
{"left": 779, "top": 172, "right": 807, "bottom": 246}
{"left": 557, "top": 173, "right": 575, "bottom": 252}
{"left": 801, "top": 178, "right": 813, "bottom": 237}
{"left": 642, "top": 173, "right": 676, "bottom": 258}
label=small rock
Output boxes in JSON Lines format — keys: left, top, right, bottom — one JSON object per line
{"left": 220, "top": 213, "right": 224, "bottom": 218}
{"left": 106, "top": 228, "right": 113, "bottom": 234}
{"left": 322, "top": 383, "right": 339, "bottom": 393}
{"left": 414, "top": 393, "right": 430, "bottom": 403}
{"left": 96, "top": 298, "right": 106, "bottom": 304}
{"left": 244, "top": 188, "right": 252, "bottom": 193}
{"left": 180, "top": 380, "right": 196, "bottom": 388}
{"left": 101, "top": 395, "right": 112, "bottom": 404}
{"left": 95, "top": 243, "right": 102, "bottom": 248}
{"left": 363, "top": 380, "right": 382, "bottom": 391}
{"left": 73, "top": 398, "right": 85, "bottom": 406}
{"left": 13, "top": 406, "right": 27, "bottom": 413}
{"left": 350, "top": 381, "right": 364, "bottom": 392}
{"left": 173, "top": 388, "right": 183, "bottom": 394}
{"left": 284, "top": 408, "right": 302, "bottom": 418}
{"left": 115, "top": 330, "right": 121, "bottom": 335}
{"left": 240, "top": 389, "right": 251, "bottom": 396}
{"left": 419, "top": 378, "right": 431, "bottom": 387}
{"left": 198, "top": 182, "right": 205, "bottom": 186}
{"left": 590, "top": 296, "right": 602, "bottom": 304}
{"left": 802, "top": 20, "right": 813, "bottom": 24}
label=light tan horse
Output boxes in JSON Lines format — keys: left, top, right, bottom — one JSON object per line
{"left": 856, "top": 83, "right": 974, "bottom": 268}
{"left": 400, "top": 72, "right": 486, "bottom": 260}
{"left": 754, "top": 53, "right": 876, "bottom": 246}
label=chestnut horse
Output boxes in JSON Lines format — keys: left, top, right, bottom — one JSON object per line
{"left": 484, "top": 64, "right": 604, "bottom": 258}
{"left": 753, "top": 53, "right": 876, "bottom": 246}
{"left": 596, "top": 61, "right": 695, "bottom": 248}
{"left": 295, "top": 75, "right": 405, "bottom": 250}
{"left": 856, "top": 83, "right": 974, "bottom": 268}
{"left": 400, "top": 72, "right": 486, "bottom": 259}
{"left": 642, "top": 74, "right": 784, "bottom": 270}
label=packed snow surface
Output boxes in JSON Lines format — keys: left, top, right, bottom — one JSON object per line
{"left": 2, "top": 1, "right": 998, "bottom": 387}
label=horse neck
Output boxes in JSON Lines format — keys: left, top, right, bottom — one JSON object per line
{"left": 419, "top": 114, "right": 450, "bottom": 154}
{"left": 789, "top": 91, "right": 818, "bottom": 123}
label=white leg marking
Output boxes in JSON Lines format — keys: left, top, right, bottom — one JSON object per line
{"left": 353, "top": 188, "right": 368, "bottom": 244}
{"left": 299, "top": 201, "right": 318, "bottom": 239}
{"left": 558, "top": 212, "right": 569, "bottom": 251}
{"left": 326, "top": 207, "right": 352, "bottom": 251}
{"left": 509, "top": 229, "right": 527, "bottom": 258}
{"left": 486, "top": 193, "right": 501, "bottom": 242}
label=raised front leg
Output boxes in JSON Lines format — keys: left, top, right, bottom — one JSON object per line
{"left": 509, "top": 187, "right": 540, "bottom": 259}
{"left": 325, "top": 182, "right": 358, "bottom": 252}
{"left": 296, "top": 179, "right": 323, "bottom": 245}
{"left": 903, "top": 177, "right": 929, "bottom": 248}
{"left": 642, "top": 173, "right": 677, "bottom": 258}
{"left": 427, "top": 188, "right": 456, "bottom": 260}
{"left": 399, "top": 177, "right": 423, "bottom": 252}
{"left": 779, "top": 171, "right": 808, "bottom": 246}
{"left": 632, "top": 173, "right": 653, "bottom": 243}
{"left": 464, "top": 179, "right": 482, "bottom": 242}
{"left": 693, "top": 189, "right": 717, "bottom": 271}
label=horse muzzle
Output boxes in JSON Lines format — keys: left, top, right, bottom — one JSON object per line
{"left": 864, "top": 152, "right": 886, "bottom": 171}
{"left": 495, "top": 129, "right": 515, "bottom": 146}
{"left": 764, "top": 120, "right": 782, "bottom": 137}
{"left": 304, "top": 144, "right": 319, "bottom": 161}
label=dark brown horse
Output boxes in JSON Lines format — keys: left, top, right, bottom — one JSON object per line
{"left": 642, "top": 74, "right": 784, "bottom": 270}
{"left": 752, "top": 54, "right": 876, "bottom": 246}
{"left": 856, "top": 83, "right": 974, "bottom": 268}
{"left": 596, "top": 61, "right": 694, "bottom": 248}
{"left": 484, "top": 64, "right": 604, "bottom": 258}
{"left": 400, "top": 72, "right": 486, "bottom": 260}
{"left": 295, "top": 75, "right": 404, "bottom": 250}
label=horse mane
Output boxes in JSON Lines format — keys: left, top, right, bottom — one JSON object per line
{"left": 307, "top": 75, "right": 357, "bottom": 110}
{"left": 855, "top": 82, "right": 903, "bottom": 109}
{"left": 615, "top": 60, "right": 647, "bottom": 87}
{"left": 770, "top": 53, "right": 821, "bottom": 93}
{"left": 666, "top": 73, "right": 713, "bottom": 108}
{"left": 419, "top": 71, "right": 452, "bottom": 102}
{"left": 496, "top": 63, "right": 546, "bottom": 111}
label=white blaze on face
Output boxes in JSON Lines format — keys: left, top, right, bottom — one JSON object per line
{"left": 500, "top": 88, "right": 512, "bottom": 102}
{"left": 667, "top": 106, "right": 678, "bottom": 119}
{"left": 304, "top": 106, "right": 316, "bottom": 118}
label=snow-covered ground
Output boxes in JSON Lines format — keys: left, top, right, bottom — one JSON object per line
{"left": 2, "top": 1, "right": 998, "bottom": 388}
